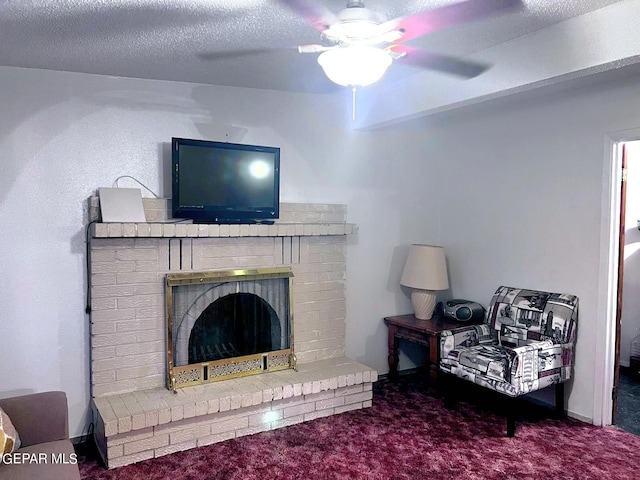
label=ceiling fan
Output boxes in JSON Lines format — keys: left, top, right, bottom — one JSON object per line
{"left": 276, "top": 0, "right": 524, "bottom": 88}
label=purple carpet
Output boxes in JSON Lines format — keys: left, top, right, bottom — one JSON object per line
{"left": 79, "top": 375, "right": 640, "bottom": 479}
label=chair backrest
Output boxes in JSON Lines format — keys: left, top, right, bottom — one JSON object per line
{"left": 485, "top": 286, "right": 578, "bottom": 348}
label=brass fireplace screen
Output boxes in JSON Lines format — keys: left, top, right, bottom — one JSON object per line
{"left": 166, "top": 267, "right": 295, "bottom": 391}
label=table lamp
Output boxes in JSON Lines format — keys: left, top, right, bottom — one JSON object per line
{"left": 400, "top": 244, "right": 449, "bottom": 320}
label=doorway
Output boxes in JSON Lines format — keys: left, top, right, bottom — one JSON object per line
{"left": 614, "top": 140, "right": 640, "bottom": 434}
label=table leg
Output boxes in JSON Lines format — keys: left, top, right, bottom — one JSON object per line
{"left": 387, "top": 324, "right": 399, "bottom": 380}
{"left": 428, "top": 334, "right": 439, "bottom": 388}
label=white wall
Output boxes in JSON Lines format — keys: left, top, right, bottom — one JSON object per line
{"left": 398, "top": 71, "right": 640, "bottom": 422}
{"left": 620, "top": 142, "right": 640, "bottom": 366}
{"left": 0, "top": 66, "right": 436, "bottom": 437}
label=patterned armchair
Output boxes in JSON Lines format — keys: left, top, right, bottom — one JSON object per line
{"left": 439, "top": 286, "right": 578, "bottom": 436}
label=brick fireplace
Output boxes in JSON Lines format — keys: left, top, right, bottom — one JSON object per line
{"left": 88, "top": 199, "right": 377, "bottom": 468}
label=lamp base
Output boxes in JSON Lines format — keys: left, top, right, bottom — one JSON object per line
{"left": 411, "top": 289, "right": 437, "bottom": 320}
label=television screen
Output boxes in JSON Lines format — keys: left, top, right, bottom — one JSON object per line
{"left": 172, "top": 137, "right": 280, "bottom": 224}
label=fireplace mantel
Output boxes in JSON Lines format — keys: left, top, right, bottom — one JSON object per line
{"left": 91, "top": 221, "right": 357, "bottom": 239}
{"left": 89, "top": 196, "right": 357, "bottom": 239}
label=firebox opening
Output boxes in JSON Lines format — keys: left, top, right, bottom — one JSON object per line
{"left": 188, "top": 292, "right": 280, "bottom": 364}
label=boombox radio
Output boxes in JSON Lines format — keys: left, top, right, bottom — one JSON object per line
{"left": 435, "top": 299, "right": 485, "bottom": 323}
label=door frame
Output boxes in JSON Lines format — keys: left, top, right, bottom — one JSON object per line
{"left": 596, "top": 131, "right": 640, "bottom": 426}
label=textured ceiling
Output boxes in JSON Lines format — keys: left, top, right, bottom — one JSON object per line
{"left": 0, "top": 0, "right": 624, "bottom": 94}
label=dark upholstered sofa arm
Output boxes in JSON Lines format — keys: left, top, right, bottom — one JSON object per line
{"left": 0, "top": 391, "right": 69, "bottom": 447}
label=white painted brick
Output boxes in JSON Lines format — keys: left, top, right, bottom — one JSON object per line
{"left": 104, "top": 419, "right": 119, "bottom": 437}
{"left": 169, "top": 424, "right": 211, "bottom": 444}
{"left": 123, "top": 434, "right": 169, "bottom": 456}
{"left": 293, "top": 383, "right": 302, "bottom": 396}
{"left": 315, "top": 396, "right": 345, "bottom": 410}
{"left": 108, "top": 224, "right": 123, "bottom": 237}
{"left": 262, "top": 388, "right": 273, "bottom": 402}
{"left": 272, "top": 386, "right": 283, "bottom": 401}
{"left": 195, "top": 400, "right": 208, "bottom": 416}
{"left": 117, "top": 248, "right": 158, "bottom": 261}
{"left": 363, "top": 400, "right": 372, "bottom": 408}
{"left": 93, "top": 370, "right": 117, "bottom": 384}
{"left": 109, "top": 450, "right": 154, "bottom": 469}
{"left": 271, "top": 396, "right": 306, "bottom": 410}
{"left": 163, "top": 224, "right": 176, "bottom": 237}
{"left": 107, "top": 444, "right": 124, "bottom": 459}
{"left": 132, "top": 413, "right": 146, "bottom": 431}
{"left": 335, "top": 385, "right": 363, "bottom": 397}
{"left": 158, "top": 408, "right": 172, "bottom": 425}
{"left": 116, "top": 318, "right": 161, "bottom": 333}
{"left": 116, "top": 365, "right": 161, "bottom": 381}
{"left": 118, "top": 416, "right": 132, "bottom": 434}
{"left": 91, "top": 273, "right": 117, "bottom": 286}
{"left": 174, "top": 224, "right": 187, "bottom": 237}
{"left": 108, "top": 427, "right": 154, "bottom": 447}
{"left": 249, "top": 409, "right": 283, "bottom": 427}
{"left": 93, "top": 346, "right": 116, "bottom": 360}
{"left": 171, "top": 405, "right": 184, "bottom": 422}
{"left": 210, "top": 416, "right": 248, "bottom": 435}
{"left": 117, "top": 272, "right": 158, "bottom": 284}
{"left": 183, "top": 403, "right": 196, "bottom": 419}
{"left": 197, "top": 430, "right": 235, "bottom": 447}
{"left": 92, "top": 332, "right": 136, "bottom": 347}
{"left": 284, "top": 402, "right": 315, "bottom": 418}
{"left": 156, "top": 440, "right": 197, "bottom": 457}
{"left": 282, "top": 384, "right": 294, "bottom": 399}
{"left": 219, "top": 397, "right": 231, "bottom": 412}
{"left": 145, "top": 411, "right": 159, "bottom": 427}
{"left": 230, "top": 394, "right": 242, "bottom": 410}
{"left": 93, "top": 352, "right": 163, "bottom": 372}
{"left": 91, "top": 298, "right": 117, "bottom": 311}
{"left": 92, "top": 284, "right": 136, "bottom": 298}
{"left": 344, "top": 391, "right": 373, "bottom": 405}
{"left": 150, "top": 224, "right": 163, "bottom": 237}
{"left": 94, "top": 224, "right": 108, "bottom": 237}
{"left": 92, "top": 308, "right": 136, "bottom": 322}
{"left": 137, "top": 224, "right": 151, "bottom": 237}
{"left": 304, "top": 409, "right": 334, "bottom": 421}
{"left": 335, "top": 403, "right": 362, "bottom": 414}
{"left": 305, "top": 391, "right": 335, "bottom": 403}
{"left": 116, "top": 340, "right": 163, "bottom": 356}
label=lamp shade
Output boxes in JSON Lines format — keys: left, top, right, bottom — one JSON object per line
{"left": 400, "top": 244, "right": 449, "bottom": 319}
{"left": 317, "top": 46, "right": 392, "bottom": 87}
{"left": 400, "top": 244, "right": 449, "bottom": 291}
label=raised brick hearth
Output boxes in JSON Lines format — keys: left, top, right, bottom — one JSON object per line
{"left": 88, "top": 199, "right": 376, "bottom": 468}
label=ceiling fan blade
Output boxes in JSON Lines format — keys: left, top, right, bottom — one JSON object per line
{"left": 381, "top": 0, "right": 524, "bottom": 43}
{"left": 197, "top": 47, "right": 296, "bottom": 61}
{"left": 275, "top": 0, "right": 339, "bottom": 32}
{"left": 392, "top": 45, "right": 489, "bottom": 79}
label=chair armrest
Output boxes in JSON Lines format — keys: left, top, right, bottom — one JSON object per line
{"left": 509, "top": 341, "right": 574, "bottom": 381}
{"left": 0, "top": 391, "right": 69, "bottom": 447}
{"left": 440, "top": 324, "right": 494, "bottom": 359}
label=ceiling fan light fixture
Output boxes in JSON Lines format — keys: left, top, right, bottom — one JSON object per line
{"left": 317, "top": 46, "right": 392, "bottom": 87}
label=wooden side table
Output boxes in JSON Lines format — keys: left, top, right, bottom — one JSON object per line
{"left": 384, "top": 314, "right": 471, "bottom": 387}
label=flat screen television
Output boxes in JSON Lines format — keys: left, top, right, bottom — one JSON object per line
{"left": 172, "top": 137, "right": 280, "bottom": 224}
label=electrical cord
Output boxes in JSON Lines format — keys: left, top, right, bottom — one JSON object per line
{"left": 85, "top": 220, "right": 97, "bottom": 314}
{"left": 112, "top": 175, "right": 159, "bottom": 198}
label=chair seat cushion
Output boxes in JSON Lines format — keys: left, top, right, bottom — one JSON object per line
{"left": 453, "top": 344, "right": 516, "bottom": 383}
